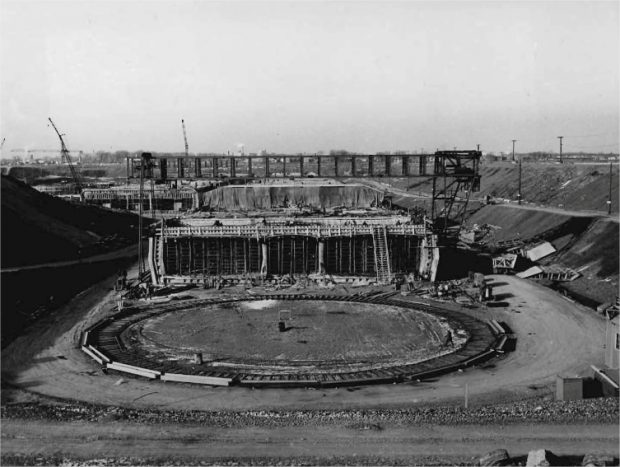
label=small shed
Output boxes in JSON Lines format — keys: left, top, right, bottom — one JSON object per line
{"left": 556, "top": 375, "right": 583, "bottom": 401}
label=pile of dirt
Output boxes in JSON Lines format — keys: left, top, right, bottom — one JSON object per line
{"left": 465, "top": 205, "right": 618, "bottom": 305}
{"left": 0, "top": 175, "right": 140, "bottom": 268}
{"left": 199, "top": 184, "right": 384, "bottom": 210}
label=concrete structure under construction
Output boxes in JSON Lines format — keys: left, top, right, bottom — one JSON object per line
{"left": 148, "top": 214, "right": 439, "bottom": 286}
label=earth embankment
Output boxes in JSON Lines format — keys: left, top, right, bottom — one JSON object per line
{"left": 465, "top": 204, "right": 618, "bottom": 305}
{"left": 376, "top": 162, "right": 618, "bottom": 213}
{"left": 1, "top": 174, "right": 139, "bottom": 268}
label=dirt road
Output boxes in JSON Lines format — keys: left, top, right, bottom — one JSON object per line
{"left": 483, "top": 201, "right": 619, "bottom": 222}
{"left": 2, "top": 419, "right": 617, "bottom": 464}
{"left": 1, "top": 273, "right": 607, "bottom": 411}
{"left": 0, "top": 244, "right": 137, "bottom": 273}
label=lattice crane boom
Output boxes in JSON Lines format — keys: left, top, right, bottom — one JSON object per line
{"left": 181, "top": 119, "right": 189, "bottom": 157}
{"left": 48, "top": 117, "right": 83, "bottom": 196}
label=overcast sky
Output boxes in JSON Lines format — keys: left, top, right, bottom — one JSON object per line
{"left": 1, "top": 0, "right": 618, "bottom": 156}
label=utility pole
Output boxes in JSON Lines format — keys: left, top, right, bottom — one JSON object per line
{"left": 608, "top": 161, "right": 613, "bottom": 215}
{"left": 557, "top": 136, "right": 563, "bottom": 164}
{"left": 512, "top": 140, "right": 517, "bottom": 162}
{"left": 518, "top": 155, "right": 522, "bottom": 205}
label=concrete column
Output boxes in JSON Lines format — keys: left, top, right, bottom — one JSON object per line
{"left": 126, "top": 194, "right": 130, "bottom": 210}
{"left": 260, "top": 241, "right": 268, "bottom": 276}
{"left": 149, "top": 193, "right": 153, "bottom": 213}
{"left": 318, "top": 240, "right": 326, "bottom": 274}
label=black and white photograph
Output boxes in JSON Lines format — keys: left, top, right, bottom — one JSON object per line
{"left": 1, "top": 0, "right": 618, "bottom": 465}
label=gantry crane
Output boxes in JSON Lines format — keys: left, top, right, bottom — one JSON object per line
{"left": 48, "top": 117, "right": 83, "bottom": 198}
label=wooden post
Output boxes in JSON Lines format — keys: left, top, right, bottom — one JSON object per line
{"left": 464, "top": 383, "right": 469, "bottom": 409}
{"left": 317, "top": 156, "right": 321, "bottom": 176}
{"left": 299, "top": 156, "right": 304, "bottom": 177}
{"left": 368, "top": 155, "right": 374, "bottom": 176}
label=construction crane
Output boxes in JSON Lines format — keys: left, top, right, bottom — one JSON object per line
{"left": 48, "top": 117, "right": 83, "bottom": 198}
{"left": 181, "top": 119, "right": 189, "bottom": 157}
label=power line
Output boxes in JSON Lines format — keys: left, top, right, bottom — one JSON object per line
{"left": 564, "top": 132, "right": 618, "bottom": 139}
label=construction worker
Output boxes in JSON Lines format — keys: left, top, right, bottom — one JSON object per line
{"left": 445, "top": 330, "right": 454, "bottom": 347}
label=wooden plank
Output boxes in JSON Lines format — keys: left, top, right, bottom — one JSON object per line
{"left": 106, "top": 362, "right": 159, "bottom": 379}
{"left": 161, "top": 373, "right": 232, "bottom": 386}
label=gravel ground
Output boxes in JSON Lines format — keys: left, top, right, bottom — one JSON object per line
{"left": 0, "top": 454, "right": 472, "bottom": 466}
{"left": 2, "top": 396, "right": 617, "bottom": 426}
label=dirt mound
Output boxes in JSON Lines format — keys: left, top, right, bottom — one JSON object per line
{"left": 466, "top": 205, "right": 618, "bottom": 305}
{"left": 199, "top": 184, "right": 384, "bottom": 210}
{"left": 4, "top": 164, "right": 126, "bottom": 185}
{"left": 1, "top": 175, "right": 139, "bottom": 268}
{"left": 378, "top": 162, "right": 618, "bottom": 213}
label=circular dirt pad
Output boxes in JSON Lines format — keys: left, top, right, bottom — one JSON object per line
{"left": 131, "top": 299, "right": 460, "bottom": 366}
{"left": 91, "top": 296, "right": 496, "bottom": 387}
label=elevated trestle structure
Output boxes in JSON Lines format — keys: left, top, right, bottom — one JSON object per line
{"left": 126, "top": 150, "right": 480, "bottom": 232}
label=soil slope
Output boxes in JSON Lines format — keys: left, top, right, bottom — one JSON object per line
{"left": 466, "top": 204, "right": 619, "bottom": 305}
{"left": 1, "top": 175, "right": 139, "bottom": 267}
{"left": 367, "top": 162, "right": 618, "bottom": 213}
